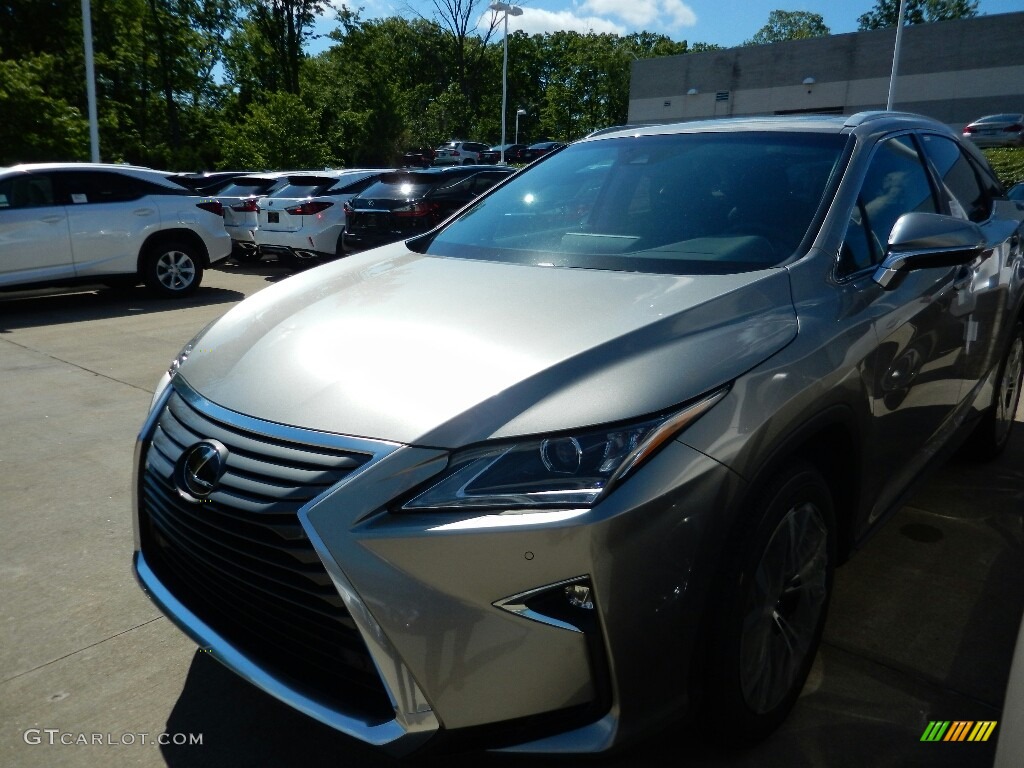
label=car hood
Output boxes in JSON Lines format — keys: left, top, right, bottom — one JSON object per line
{"left": 178, "top": 246, "right": 797, "bottom": 447}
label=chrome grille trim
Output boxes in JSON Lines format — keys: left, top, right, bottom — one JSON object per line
{"left": 132, "top": 376, "right": 438, "bottom": 753}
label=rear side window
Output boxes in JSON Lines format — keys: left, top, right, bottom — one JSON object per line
{"left": 918, "top": 134, "right": 991, "bottom": 222}
{"left": 0, "top": 174, "right": 56, "bottom": 208}
{"left": 53, "top": 171, "right": 150, "bottom": 204}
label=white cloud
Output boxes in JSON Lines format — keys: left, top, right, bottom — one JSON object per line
{"left": 577, "top": 0, "right": 697, "bottom": 30}
{"left": 485, "top": 8, "right": 626, "bottom": 35}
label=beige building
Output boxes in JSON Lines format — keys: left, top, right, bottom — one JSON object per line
{"left": 628, "top": 11, "right": 1024, "bottom": 129}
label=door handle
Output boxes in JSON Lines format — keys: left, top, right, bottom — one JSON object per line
{"left": 133, "top": 208, "right": 156, "bottom": 216}
{"left": 41, "top": 216, "right": 64, "bottom": 224}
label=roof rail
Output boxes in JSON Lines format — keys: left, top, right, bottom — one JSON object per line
{"left": 844, "top": 110, "right": 924, "bottom": 128}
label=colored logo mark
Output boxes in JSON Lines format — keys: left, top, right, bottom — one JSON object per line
{"left": 920, "top": 721, "right": 997, "bottom": 742}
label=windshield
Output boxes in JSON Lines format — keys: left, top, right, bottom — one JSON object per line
{"left": 418, "top": 131, "right": 848, "bottom": 275}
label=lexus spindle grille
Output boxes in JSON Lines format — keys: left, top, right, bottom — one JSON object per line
{"left": 138, "top": 386, "right": 394, "bottom": 723}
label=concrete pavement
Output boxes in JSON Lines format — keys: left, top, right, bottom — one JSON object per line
{"left": 1, "top": 262, "right": 1021, "bottom": 767}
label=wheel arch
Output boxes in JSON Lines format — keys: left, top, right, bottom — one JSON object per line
{"left": 138, "top": 228, "right": 211, "bottom": 273}
{"left": 738, "top": 405, "right": 863, "bottom": 564}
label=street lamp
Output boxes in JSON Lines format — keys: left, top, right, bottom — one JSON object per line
{"left": 489, "top": 2, "right": 522, "bottom": 164}
{"left": 515, "top": 108, "right": 526, "bottom": 145}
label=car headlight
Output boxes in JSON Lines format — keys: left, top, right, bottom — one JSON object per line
{"left": 402, "top": 388, "right": 727, "bottom": 512}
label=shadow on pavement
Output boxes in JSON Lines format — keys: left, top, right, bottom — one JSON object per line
{"left": 0, "top": 285, "right": 245, "bottom": 331}
{"left": 217, "top": 258, "right": 325, "bottom": 283}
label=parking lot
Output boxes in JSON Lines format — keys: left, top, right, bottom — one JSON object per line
{"left": 1, "top": 261, "right": 1022, "bottom": 768}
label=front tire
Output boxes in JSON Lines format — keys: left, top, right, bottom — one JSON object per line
{"left": 965, "top": 321, "right": 1023, "bottom": 460}
{"left": 702, "top": 462, "right": 835, "bottom": 744}
{"left": 143, "top": 240, "right": 203, "bottom": 298}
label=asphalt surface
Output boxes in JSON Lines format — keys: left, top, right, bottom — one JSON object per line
{"left": 1, "top": 261, "right": 1022, "bottom": 768}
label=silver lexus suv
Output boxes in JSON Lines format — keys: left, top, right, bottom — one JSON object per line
{"left": 0, "top": 163, "right": 231, "bottom": 297}
{"left": 133, "top": 112, "right": 1024, "bottom": 756}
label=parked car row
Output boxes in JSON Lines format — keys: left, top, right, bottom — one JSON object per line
{"left": 218, "top": 169, "right": 383, "bottom": 269}
{"left": 400, "top": 140, "right": 570, "bottom": 167}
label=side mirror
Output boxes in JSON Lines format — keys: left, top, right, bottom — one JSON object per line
{"left": 872, "top": 212, "right": 987, "bottom": 289}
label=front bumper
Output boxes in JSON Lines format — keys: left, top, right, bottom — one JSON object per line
{"left": 132, "top": 379, "right": 740, "bottom": 753}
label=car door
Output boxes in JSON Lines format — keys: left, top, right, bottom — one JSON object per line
{"left": 839, "top": 134, "right": 972, "bottom": 523}
{"left": 917, "top": 132, "right": 1024, "bottom": 397}
{"left": 0, "top": 172, "right": 73, "bottom": 284}
{"left": 55, "top": 170, "right": 161, "bottom": 276}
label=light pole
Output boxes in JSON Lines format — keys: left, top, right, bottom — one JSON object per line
{"left": 489, "top": 2, "right": 522, "bottom": 164}
{"left": 515, "top": 108, "right": 526, "bottom": 146}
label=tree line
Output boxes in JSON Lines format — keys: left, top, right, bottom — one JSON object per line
{"left": 0, "top": 1, "right": 978, "bottom": 171}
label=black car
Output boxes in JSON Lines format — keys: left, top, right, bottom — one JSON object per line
{"left": 400, "top": 148, "right": 434, "bottom": 168}
{"left": 343, "top": 166, "right": 514, "bottom": 252}
{"left": 517, "top": 141, "right": 567, "bottom": 163}
{"left": 479, "top": 144, "right": 526, "bottom": 164}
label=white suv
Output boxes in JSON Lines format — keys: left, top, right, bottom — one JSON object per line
{"left": 0, "top": 163, "right": 231, "bottom": 297}
{"left": 253, "top": 169, "right": 383, "bottom": 268}
{"left": 432, "top": 141, "right": 490, "bottom": 166}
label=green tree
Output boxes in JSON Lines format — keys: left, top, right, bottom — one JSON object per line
{"left": 0, "top": 54, "right": 89, "bottom": 164}
{"left": 858, "top": 0, "right": 978, "bottom": 29}
{"left": 243, "top": 0, "right": 329, "bottom": 94}
{"left": 219, "top": 91, "right": 336, "bottom": 168}
{"left": 747, "top": 10, "right": 830, "bottom": 44}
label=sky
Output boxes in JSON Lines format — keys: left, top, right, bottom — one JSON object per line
{"left": 311, "top": 0, "right": 1023, "bottom": 50}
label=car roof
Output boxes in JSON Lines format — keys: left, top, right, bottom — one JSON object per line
{"left": 580, "top": 111, "right": 957, "bottom": 143}
{"left": 972, "top": 113, "right": 1023, "bottom": 122}
{"left": 0, "top": 162, "right": 189, "bottom": 189}
{"left": 379, "top": 166, "right": 507, "bottom": 179}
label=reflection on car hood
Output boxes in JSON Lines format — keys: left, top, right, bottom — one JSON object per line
{"left": 179, "top": 246, "right": 797, "bottom": 446}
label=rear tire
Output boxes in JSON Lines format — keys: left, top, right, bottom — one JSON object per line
{"left": 143, "top": 240, "right": 203, "bottom": 298}
{"left": 964, "top": 321, "right": 1023, "bottom": 460}
{"left": 701, "top": 461, "right": 835, "bottom": 745}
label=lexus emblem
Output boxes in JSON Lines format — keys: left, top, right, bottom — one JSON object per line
{"left": 175, "top": 440, "right": 229, "bottom": 502}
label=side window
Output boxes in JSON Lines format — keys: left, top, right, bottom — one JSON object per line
{"left": 0, "top": 174, "right": 56, "bottom": 208}
{"left": 54, "top": 171, "right": 144, "bottom": 204}
{"left": 918, "top": 134, "right": 991, "bottom": 223}
{"left": 839, "top": 135, "right": 938, "bottom": 276}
